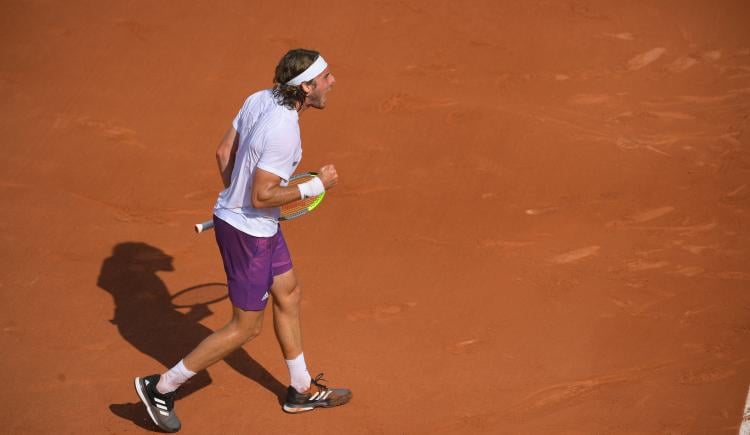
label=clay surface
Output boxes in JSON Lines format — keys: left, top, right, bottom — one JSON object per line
{"left": 2, "top": 1, "right": 749, "bottom": 433}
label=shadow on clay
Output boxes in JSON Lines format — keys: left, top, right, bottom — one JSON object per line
{"left": 98, "top": 242, "right": 287, "bottom": 431}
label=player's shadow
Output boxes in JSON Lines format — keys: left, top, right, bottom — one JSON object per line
{"left": 99, "top": 242, "right": 287, "bottom": 431}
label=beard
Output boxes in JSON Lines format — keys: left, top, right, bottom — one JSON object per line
{"left": 308, "top": 95, "right": 326, "bottom": 109}
{"left": 306, "top": 88, "right": 330, "bottom": 109}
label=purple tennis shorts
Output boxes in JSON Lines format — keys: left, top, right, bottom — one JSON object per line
{"left": 213, "top": 215, "right": 293, "bottom": 311}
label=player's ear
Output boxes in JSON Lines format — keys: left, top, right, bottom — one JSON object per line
{"left": 300, "top": 79, "right": 315, "bottom": 94}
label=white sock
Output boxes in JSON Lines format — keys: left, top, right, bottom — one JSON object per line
{"left": 156, "top": 360, "right": 196, "bottom": 394}
{"left": 285, "top": 352, "right": 311, "bottom": 393}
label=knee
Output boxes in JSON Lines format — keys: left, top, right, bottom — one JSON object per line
{"left": 275, "top": 285, "right": 302, "bottom": 311}
{"left": 227, "top": 318, "right": 263, "bottom": 344}
{"left": 237, "top": 323, "right": 262, "bottom": 344}
{"left": 243, "top": 322, "right": 263, "bottom": 342}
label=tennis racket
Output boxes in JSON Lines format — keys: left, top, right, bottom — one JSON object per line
{"left": 194, "top": 172, "right": 326, "bottom": 233}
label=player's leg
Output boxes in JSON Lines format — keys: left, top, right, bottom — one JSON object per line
{"left": 182, "top": 306, "right": 265, "bottom": 372}
{"left": 166, "top": 215, "right": 273, "bottom": 385}
{"left": 135, "top": 216, "right": 274, "bottom": 432}
{"left": 270, "top": 269, "right": 313, "bottom": 395}
{"left": 134, "top": 306, "right": 264, "bottom": 432}
{"left": 269, "top": 232, "right": 352, "bottom": 413}
{"left": 266, "top": 232, "right": 310, "bottom": 393}
{"left": 270, "top": 269, "right": 303, "bottom": 360}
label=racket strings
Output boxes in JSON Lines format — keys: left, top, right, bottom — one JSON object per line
{"left": 279, "top": 174, "right": 323, "bottom": 219}
{"left": 280, "top": 196, "right": 318, "bottom": 216}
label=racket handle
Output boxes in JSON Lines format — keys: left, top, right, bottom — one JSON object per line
{"left": 195, "top": 220, "right": 215, "bottom": 233}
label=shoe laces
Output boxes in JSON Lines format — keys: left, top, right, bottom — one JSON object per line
{"left": 162, "top": 393, "right": 175, "bottom": 410}
{"left": 152, "top": 384, "right": 176, "bottom": 410}
{"left": 311, "top": 373, "right": 329, "bottom": 391}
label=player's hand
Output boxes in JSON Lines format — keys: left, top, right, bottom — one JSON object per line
{"left": 318, "top": 164, "right": 338, "bottom": 190}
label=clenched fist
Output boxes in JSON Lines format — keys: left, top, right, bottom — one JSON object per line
{"left": 318, "top": 164, "right": 338, "bottom": 190}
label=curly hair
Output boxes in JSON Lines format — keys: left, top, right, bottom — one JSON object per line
{"left": 272, "top": 48, "right": 320, "bottom": 110}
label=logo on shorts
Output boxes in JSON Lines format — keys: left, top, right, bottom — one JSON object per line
{"left": 261, "top": 291, "right": 269, "bottom": 301}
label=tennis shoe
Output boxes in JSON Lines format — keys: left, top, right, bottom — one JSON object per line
{"left": 283, "top": 373, "right": 352, "bottom": 413}
{"left": 134, "top": 374, "right": 181, "bottom": 432}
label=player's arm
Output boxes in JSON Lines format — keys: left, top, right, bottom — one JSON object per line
{"left": 216, "top": 126, "right": 239, "bottom": 188}
{"left": 251, "top": 165, "right": 338, "bottom": 209}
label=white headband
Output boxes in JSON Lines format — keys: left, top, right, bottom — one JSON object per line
{"left": 285, "top": 56, "right": 328, "bottom": 86}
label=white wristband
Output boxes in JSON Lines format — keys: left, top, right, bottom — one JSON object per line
{"left": 297, "top": 176, "right": 325, "bottom": 199}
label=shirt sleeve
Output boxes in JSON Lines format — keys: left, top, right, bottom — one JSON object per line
{"left": 256, "top": 121, "right": 300, "bottom": 182}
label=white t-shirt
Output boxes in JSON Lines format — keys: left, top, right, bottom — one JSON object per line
{"left": 213, "top": 89, "right": 302, "bottom": 237}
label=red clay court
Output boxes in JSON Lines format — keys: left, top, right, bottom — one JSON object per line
{"left": 2, "top": 1, "right": 749, "bottom": 433}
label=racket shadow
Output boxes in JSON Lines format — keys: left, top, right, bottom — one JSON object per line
{"left": 98, "top": 242, "right": 287, "bottom": 430}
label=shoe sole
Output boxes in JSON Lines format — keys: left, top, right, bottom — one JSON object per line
{"left": 282, "top": 393, "right": 352, "bottom": 414}
{"left": 134, "top": 377, "right": 177, "bottom": 433}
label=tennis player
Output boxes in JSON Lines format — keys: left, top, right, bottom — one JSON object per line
{"left": 134, "top": 49, "right": 351, "bottom": 433}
